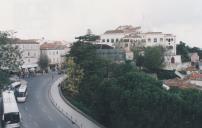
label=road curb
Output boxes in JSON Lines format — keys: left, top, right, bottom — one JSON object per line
{"left": 48, "top": 76, "right": 78, "bottom": 126}
{"left": 48, "top": 75, "right": 105, "bottom": 128}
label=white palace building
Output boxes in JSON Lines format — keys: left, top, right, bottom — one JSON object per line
{"left": 98, "top": 25, "right": 182, "bottom": 70}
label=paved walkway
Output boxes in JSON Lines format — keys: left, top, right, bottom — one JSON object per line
{"left": 49, "top": 75, "right": 103, "bottom": 128}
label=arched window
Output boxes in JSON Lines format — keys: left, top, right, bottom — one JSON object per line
{"left": 171, "top": 57, "right": 175, "bottom": 63}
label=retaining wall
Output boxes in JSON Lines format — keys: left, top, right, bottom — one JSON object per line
{"left": 49, "top": 75, "right": 105, "bottom": 128}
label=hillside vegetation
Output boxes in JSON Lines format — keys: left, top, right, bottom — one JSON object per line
{"left": 62, "top": 41, "right": 202, "bottom": 128}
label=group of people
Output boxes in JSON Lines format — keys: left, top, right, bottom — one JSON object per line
{"left": 19, "top": 68, "right": 36, "bottom": 78}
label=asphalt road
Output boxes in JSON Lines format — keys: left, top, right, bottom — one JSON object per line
{"left": 17, "top": 73, "right": 77, "bottom": 128}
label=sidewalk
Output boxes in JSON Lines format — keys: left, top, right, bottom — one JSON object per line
{"left": 49, "top": 75, "right": 103, "bottom": 128}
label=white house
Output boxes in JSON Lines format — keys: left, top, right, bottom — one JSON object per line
{"left": 189, "top": 52, "right": 199, "bottom": 64}
{"left": 115, "top": 34, "right": 146, "bottom": 52}
{"left": 100, "top": 26, "right": 177, "bottom": 56}
{"left": 40, "top": 42, "right": 69, "bottom": 70}
{"left": 99, "top": 25, "right": 141, "bottom": 47}
{"left": 99, "top": 25, "right": 181, "bottom": 69}
{"left": 12, "top": 39, "right": 40, "bottom": 69}
{"left": 142, "top": 32, "right": 176, "bottom": 55}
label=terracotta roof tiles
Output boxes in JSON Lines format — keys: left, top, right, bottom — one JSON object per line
{"left": 40, "top": 43, "right": 67, "bottom": 50}
{"left": 12, "top": 38, "right": 39, "bottom": 44}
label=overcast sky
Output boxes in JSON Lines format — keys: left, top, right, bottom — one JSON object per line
{"left": 0, "top": 0, "right": 202, "bottom": 47}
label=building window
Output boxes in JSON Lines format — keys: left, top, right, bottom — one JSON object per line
{"left": 170, "top": 38, "right": 174, "bottom": 42}
{"left": 28, "top": 59, "right": 30, "bottom": 63}
{"left": 107, "top": 39, "right": 109, "bottom": 42}
{"left": 148, "top": 38, "right": 151, "bottom": 42}
{"left": 171, "top": 57, "right": 175, "bottom": 64}
{"left": 125, "top": 43, "right": 128, "bottom": 47}
{"left": 56, "top": 51, "right": 58, "bottom": 54}
{"left": 154, "top": 38, "right": 157, "bottom": 43}
{"left": 124, "top": 39, "right": 129, "bottom": 42}
{"left": 116, "top": 39, "right": 119, "bottom": 42}
{"left": 160, "top": 38, "right": 163, "bottom": 42}
{"left": 111, "top": 39, "right": 114, "bottom": 43}
{"left": 166, "top": 38, "right": 171, "bottom": 42}
{"left": 28, "top": 52, "right": 30, "bottom": 56}
{"left": 102, "top": 39, "right": 105, "bottom": 42}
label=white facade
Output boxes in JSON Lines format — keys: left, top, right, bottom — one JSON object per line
{"left": 100, "top": 26, "right": 176, "bottom": 56}
{"left": 164, "top": 55, "right": 182, "bottom": 70}
{"left": 41, "top": 49, "right": 66, "bottom": 65}
{"left": 99, "top": 25, "right": 181, "bottom": 68}
{"left": 115, "top": 34, "right": 146, "bottom": 52}
{"left": 40, "top": 42, "right": 68, "bottom": 68}
{"left": 100, "top": 33, "right": 125, "bottom": 47}
{"left": 13, "top": 39, "right": 40, "bottom": 69}
{"left": 142, "top": 32, "right": 176, "bottom": 55}
{"left": 99, "top": 25, "right": 141, "bottom": 47}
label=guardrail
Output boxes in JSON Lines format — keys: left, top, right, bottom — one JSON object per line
{"left": 49, "top": 75, "right": 105, "bottom": 128}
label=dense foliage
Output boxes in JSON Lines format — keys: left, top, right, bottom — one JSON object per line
{"left": 177, "top": 41, "right": 202, "bottom": 62}
{"left": 65, "top": 57, "right": 84, "bottom": 96}
{"left": 38, "top": 54, "right": 49, "bottom": 71}
{"left": 0, "top": 31, "right": 22, "bottom": 87}
{"left": 176, "top": 42, "right": 190, "bottom": 62}
{"left": 135, "top": 46, "right": 164, "bottom": 71}
{"left": 143, "top": 46, "right": 164, "bottom": 71}
{"left": 0, "top": 70, "right": 10, "bottom": 87}
{"left": 63, "top": 41, "right": 202, "bottom": 128}
{"left": 0, "top": 32, "right": 23, "bottom": 72}
{"left": 156, "top": 69, "right": 177, "bottom": 80}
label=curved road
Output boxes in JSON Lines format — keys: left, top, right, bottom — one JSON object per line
{"left": 18, "top": 73, "right": 77, "bottom": 128}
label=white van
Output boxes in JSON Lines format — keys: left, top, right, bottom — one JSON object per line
{"left": 2, "top": 90, "right": 21, "bottom": 128}
{"left": 16, "top": 84, "right": 28, "bottom": 103}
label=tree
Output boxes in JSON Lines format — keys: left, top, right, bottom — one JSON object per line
{"left": 0, "top": 32, "right": 23, "bottom": 72}
{"left": 63, "top": 38, "right": 202, "bottom": 128}
{"left": 143, "top": 46, "right": 164, "bottom": 71}
{"left": 0, "top": 31, "right": 22, "bottom": 88}
{"left": 133, "top": 49, "right": 144, "bottom": 68}
{"left": 75, "top": 30, "right": 100, "bottom": 42}
{"left": 135, "top": 54, "right": 144, "bottom": 68}
{"left": 38, "top": 54, "right": 49, "bottom": 72}
{"left": 0, "top": 70, "right": 10, "bottom": 87}
{"left": 176, "top": 41, "right": 190, "bottom": 62}
{"left": 64, "top": 57, "right": 84, "bottom": 96}
{"left": 0, "top": 31, "right": 10, "bottom": 45}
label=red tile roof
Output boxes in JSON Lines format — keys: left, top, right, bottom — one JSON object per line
{"left": 40, "top": 43, "right": 67, "bottom": 50}
{"left": 104, "top": 25, "right": 141, "bottom": 34}
{"left": 12, "top": 38, "right": 39, "bottom": 44}
{"left": 144, "top": 32, "right": 163, "bottom": 34}
{"left": 104, "top": 30, "right": 124, "bottom": 34}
